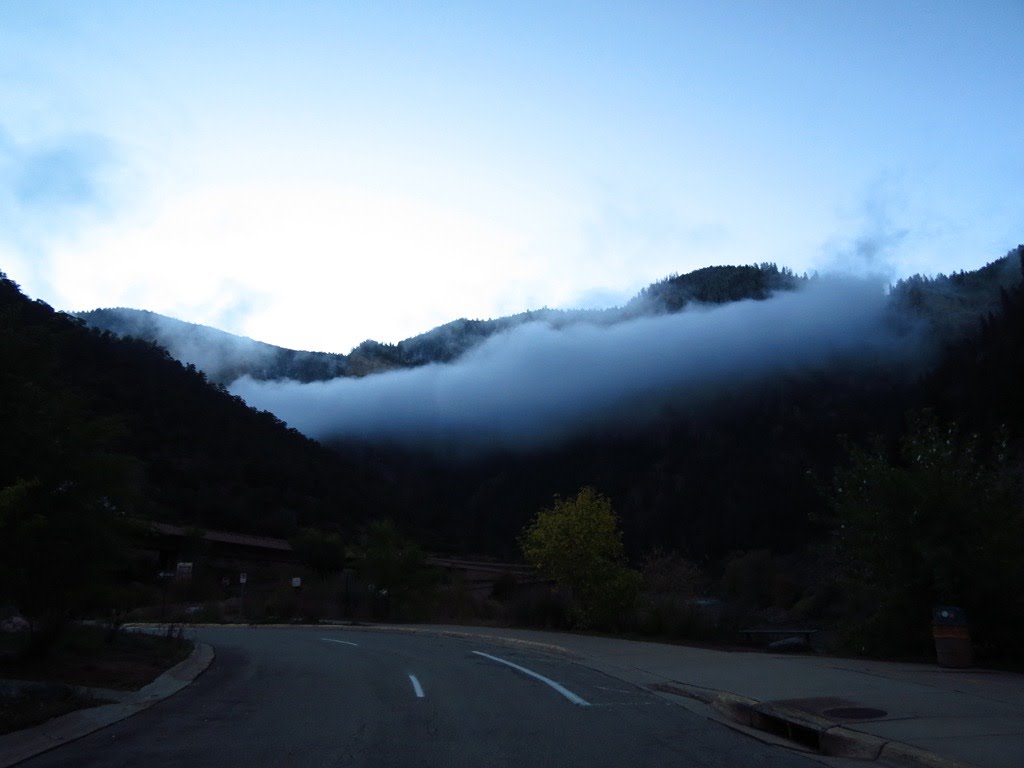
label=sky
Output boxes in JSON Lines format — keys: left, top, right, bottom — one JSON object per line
{"left": 1, "top": 1, "right": 1021, "bottom": 353}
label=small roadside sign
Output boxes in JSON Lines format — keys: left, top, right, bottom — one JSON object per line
{"left": 239, "top": 572, "right": 247, "bottom": 584}
{"left": 291, "top": 577, "right": 302, "bottom": 588}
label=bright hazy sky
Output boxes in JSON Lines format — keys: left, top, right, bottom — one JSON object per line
{"left": 1, "top": 1, "right": 1021, "bottom": 352}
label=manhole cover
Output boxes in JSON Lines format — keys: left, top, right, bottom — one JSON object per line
{"left": 823, "top": 706, "right": 888, "bottom": 720}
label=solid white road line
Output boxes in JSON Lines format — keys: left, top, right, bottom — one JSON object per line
{"left": 409, "top": 674, "right": 425, "bottom": 698}
{"left": 472, "top": 651, "right": 590, "bottom": 707}
{"left": 321, "top": 637, "right": 359, "bottom": 647}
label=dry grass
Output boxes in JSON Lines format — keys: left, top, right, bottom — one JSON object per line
{"left": 0, "top": 624, "right": 192, "bottom": 690}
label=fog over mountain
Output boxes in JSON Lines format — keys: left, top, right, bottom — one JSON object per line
{"left": 73, "top": 309, "right": 352, "bottom": 382}
{"left": 75, "top": 308, "right": 288, "bottom": 382}
{"left": 230, "top": 276, "right": 924, "bottom": 452}
{"left": 76, "top": 263, "right": 803, "bottom": 384}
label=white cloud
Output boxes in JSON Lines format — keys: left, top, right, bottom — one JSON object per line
{"left": 0, "top": 128, "right": 117, "bottom": 288}
{"left": 230, "top": 276, "right": 922, "bottom": 452}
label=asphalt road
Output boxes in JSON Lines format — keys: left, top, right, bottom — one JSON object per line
{"left": 22, "top": 627, "right": 828, "bottom": 767}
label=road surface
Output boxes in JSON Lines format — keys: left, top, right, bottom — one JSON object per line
{"left": 22, "top": 627, "right": 833, "bottom": 767}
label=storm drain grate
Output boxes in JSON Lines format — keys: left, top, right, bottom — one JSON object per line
{"left": 749, "top": 710, "right": 822, "bottom": 751}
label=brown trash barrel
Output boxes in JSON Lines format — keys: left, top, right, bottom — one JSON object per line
{"left": 933, "top": 606, "right": 973, "bottom": 668}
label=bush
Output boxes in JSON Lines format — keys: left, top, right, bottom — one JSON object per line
{"left": 520, "top": 487, "right": 641, "bottom": 629}
{"left": 508, "top": 586, "right": 571, "bottom": 630}
{"left": 829, "top": 414, "right": 1024, "bottom": 660}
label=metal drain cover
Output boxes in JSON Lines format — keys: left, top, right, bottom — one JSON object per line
{"left": 823, "top": 706, "right": 888, "bottom": 720}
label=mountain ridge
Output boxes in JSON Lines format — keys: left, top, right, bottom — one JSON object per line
{"left": 76, "top": 254, "right": 1020, "bottom": 389}
{"left": 73, "top": 263, "right": 808, "bottom": 384}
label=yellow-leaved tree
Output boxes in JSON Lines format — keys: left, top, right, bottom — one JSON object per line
{"left": 520, "top": 487, "right": 640, "bottom": 629}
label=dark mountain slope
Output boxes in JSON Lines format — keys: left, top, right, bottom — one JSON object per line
{"left": 73, "top": 308, "right": 354, "bottom": 383}
{"left": 890, "top": 251, "right": 1024, "bottom": 340}
{"left": 919, "top": 246, "right": 1024, "bottom": 436}
{"left": 20, "top": 247, "right": 1023, "bottom": 562}
{"left": 626, "top": 263, "right": 802, "bottom": 312}
{"left": 1, "top": 271, "right": 391, "bottom": 538}
{"left": 344, "top": 351, "right": 921, "bottom": 559}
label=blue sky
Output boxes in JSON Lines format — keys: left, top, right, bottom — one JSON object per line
{"left": 1, "top": 1, "right": 1021, "bottom": 352}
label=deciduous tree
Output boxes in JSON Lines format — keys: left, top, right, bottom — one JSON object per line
{"left": 520, "top": 487, "right": 640, "bottom": 628}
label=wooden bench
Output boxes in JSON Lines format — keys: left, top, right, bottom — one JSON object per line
{"left": 739, "top": 628, "right": 818, "bottom": 644}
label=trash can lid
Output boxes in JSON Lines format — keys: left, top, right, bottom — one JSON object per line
{"left": 933, "top": 605, "right": 968, "bottom": 626}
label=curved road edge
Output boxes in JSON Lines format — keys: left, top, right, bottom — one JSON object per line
{"left": 311, "top": 623, "right": 982, "bottom": 768}
{"left": 0, "top": 642, "right": 215, "bottom": 768}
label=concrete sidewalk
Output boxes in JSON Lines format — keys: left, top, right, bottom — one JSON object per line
{"left": 351, "top": 624, "right": 1023, "bottom": 768}
{"left": 0, "top": 642, "right": 214, "bottom": 768}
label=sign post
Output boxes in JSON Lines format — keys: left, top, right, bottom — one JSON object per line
{"left": 158, "top": 571, "right": 175, "bottom": 621}
{"left": 291, "top": 576, "right": 302, "bottom": 620}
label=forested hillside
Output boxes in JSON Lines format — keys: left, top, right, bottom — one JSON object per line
{"left": 319, "top": 249, "right": 1023, "bottom": 558}
{"left": 322, "top": 247, "right": 1023, "bottom": 658}
{"left": 0, "top": 272, "right": 391, "bottom": 538}
{"left": 65, "top": 252, "right": 1024, "bottom": 561}
{"left": 827, "top": 250, "right": 1024, "bottom": 657}
{"left": 4, "top": 247, "right": 1022, "bottom": 659}
{"left": 625, "top": 263, "right": 802, "bottom": 311}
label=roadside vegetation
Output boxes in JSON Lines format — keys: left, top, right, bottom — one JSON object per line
{"left": 0, "top": 623, "right": 192, "bottom": 691}
{"left": 519, "top": 487, "right": 640, "bottom": 630}
{"left": 0, "top": 623, "right": 192, "bottom": 735}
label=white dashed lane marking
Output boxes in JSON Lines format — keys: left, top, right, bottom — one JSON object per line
{"left": 409, "top": 674, "right": 425, "bottom": 698}
{"left": 472, "top": 651, "right": 590, "bottom": 707}
{"left": 321, "top": 637, "right": 359, "bottom": 647}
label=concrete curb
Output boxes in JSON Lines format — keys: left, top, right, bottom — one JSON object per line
{"left": 644, "top": 681, "right": 976, "bottom": 768}
{"left": 0, "top": 642, "right": 214, "bottom": 768}
{"left": 878, "top": 742, "right": 979, "bottom": 768}
{"left": 433, "top": 637, "right": 980, "bottom": 767}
